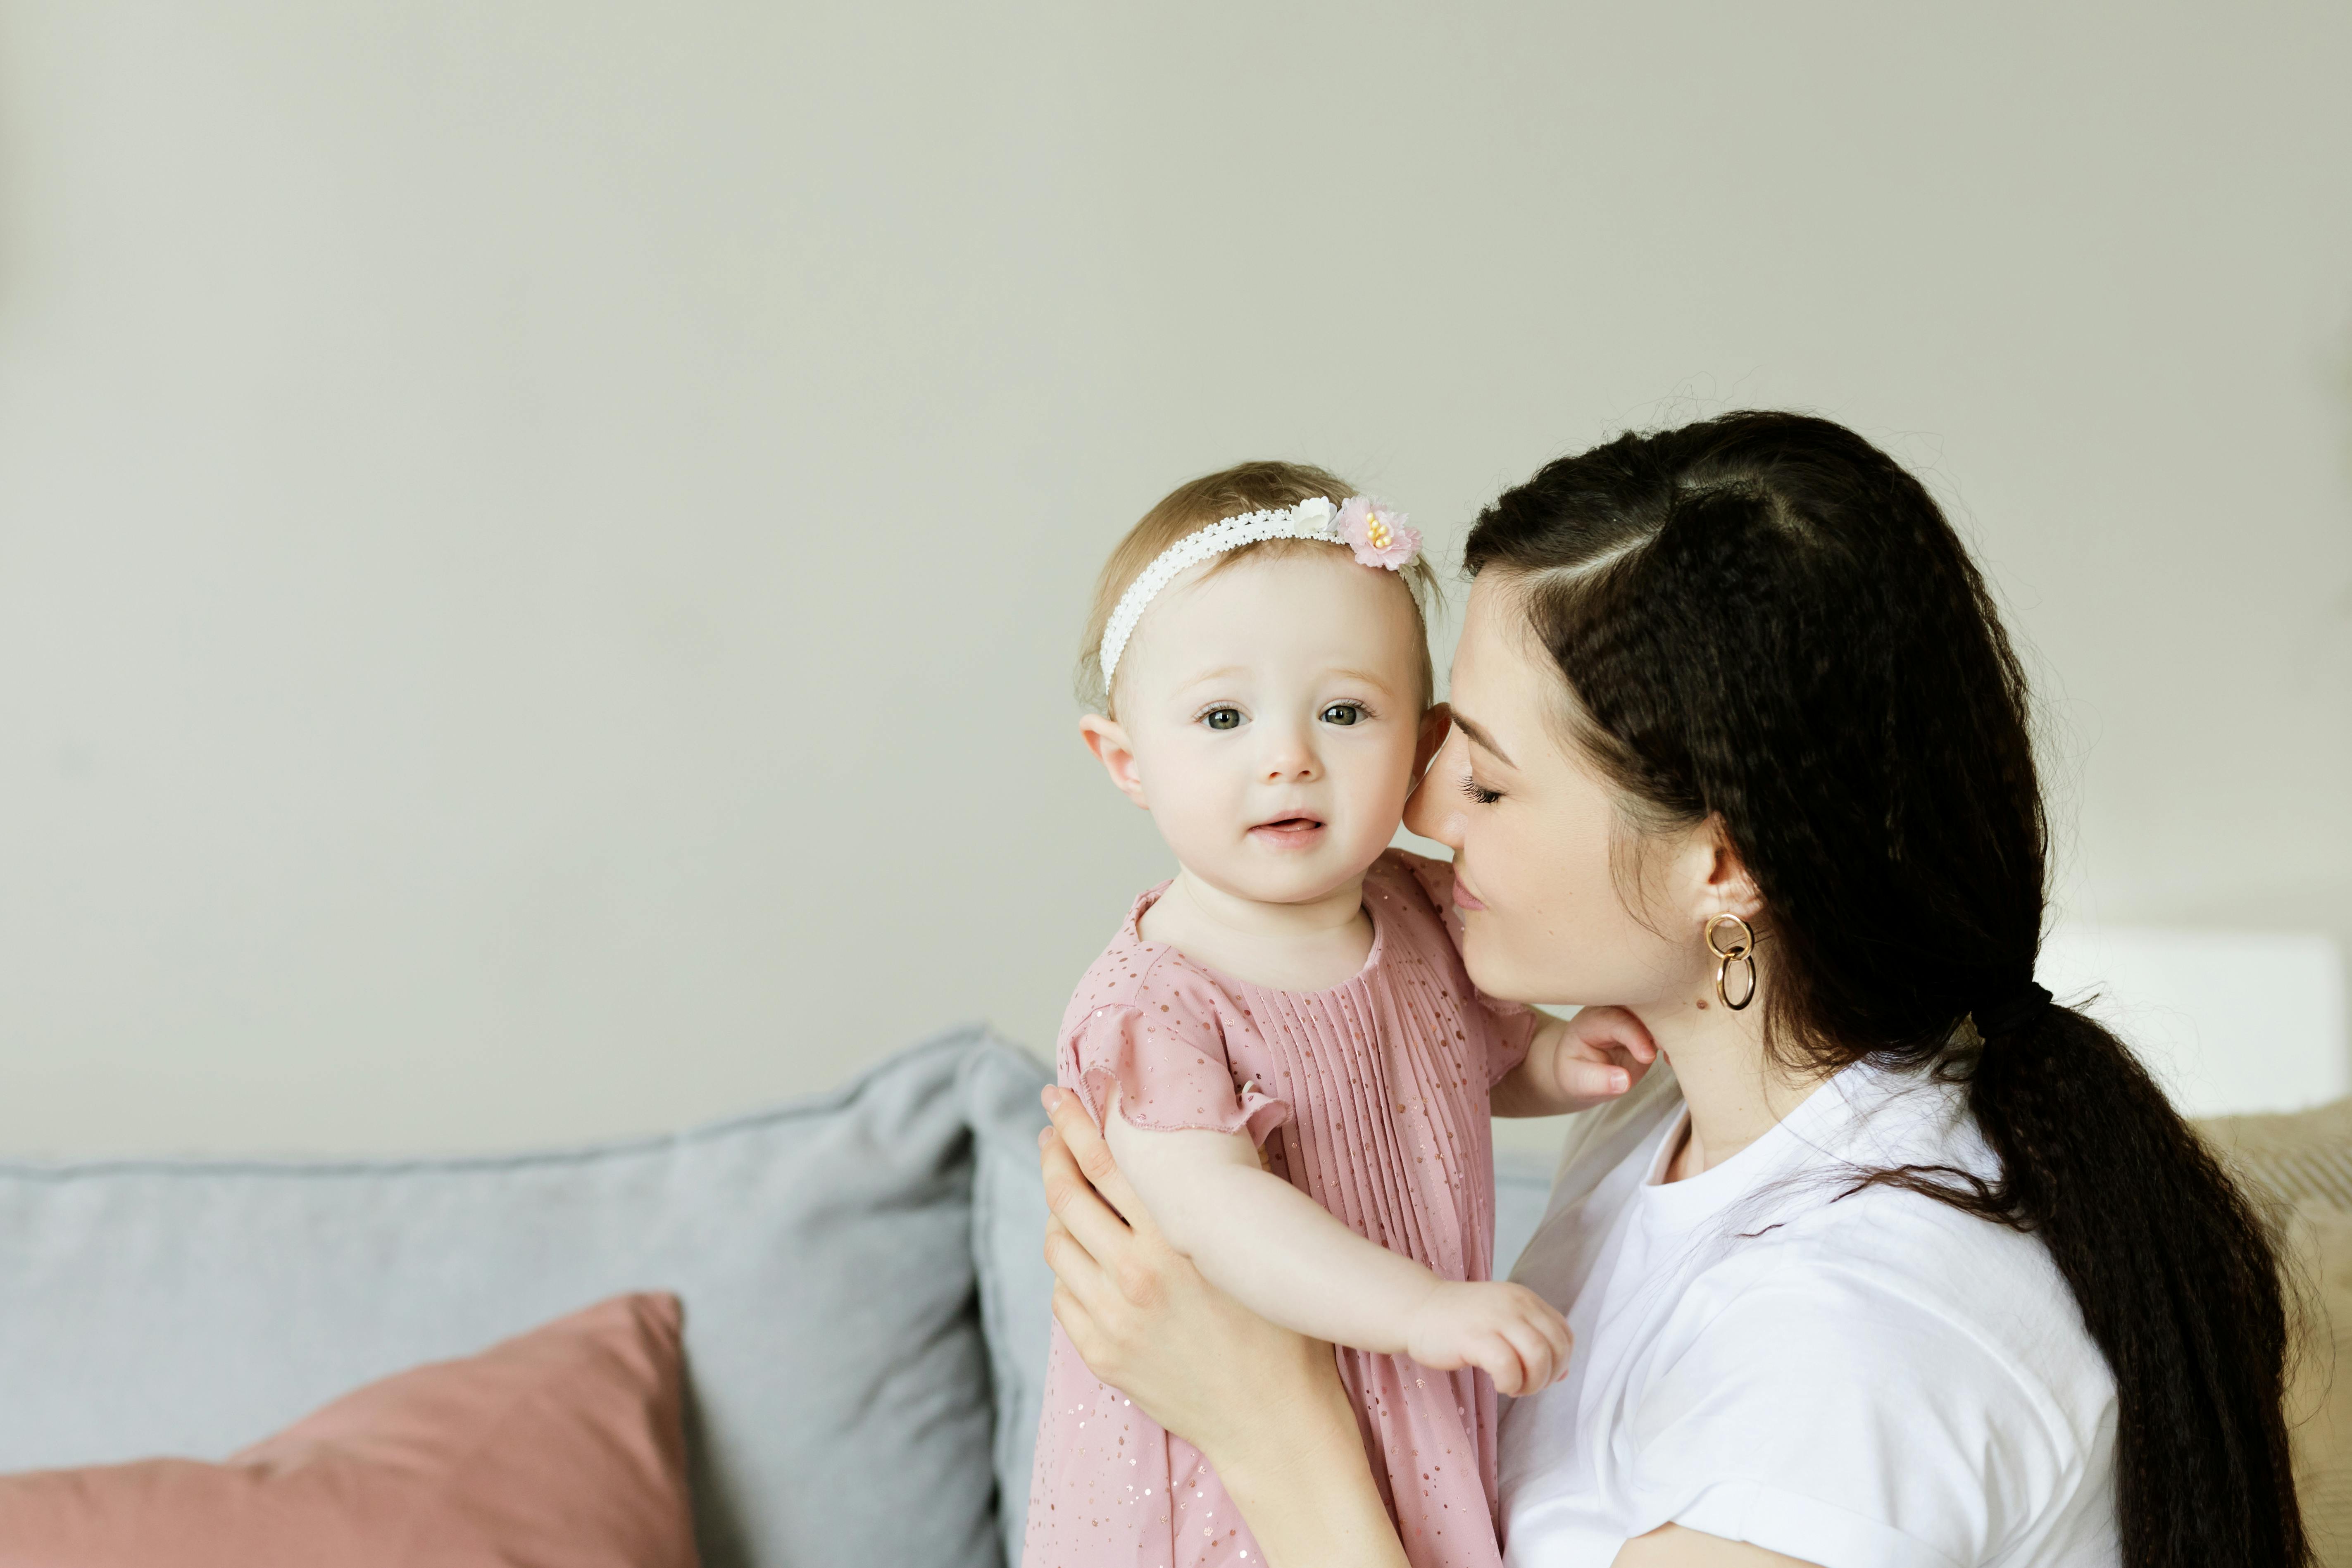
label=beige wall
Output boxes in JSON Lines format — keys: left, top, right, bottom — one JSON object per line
{"left": 0, "top": 3, "right": 2346, "bottom": 1155}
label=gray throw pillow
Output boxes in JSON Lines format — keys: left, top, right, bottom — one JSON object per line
{"left": 967, "top": 1047, "right": 1056, "bottom": 1566}
{"left": 0, "top": 1024, "right": 1027, "bottom": 1568}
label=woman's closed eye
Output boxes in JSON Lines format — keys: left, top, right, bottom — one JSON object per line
{"left": 1461, "top": 773, "right": 1503, "bottom": 805}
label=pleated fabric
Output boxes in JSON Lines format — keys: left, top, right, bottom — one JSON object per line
{"left": 1025, "top": 849, "right": 1536, "bottom": 1568}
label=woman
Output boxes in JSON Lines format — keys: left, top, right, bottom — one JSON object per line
{"left": 1036, "top": 413, "right": 2305, "bottom": 1567}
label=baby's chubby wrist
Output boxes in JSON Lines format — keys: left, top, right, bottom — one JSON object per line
{"left": 1400, "top": 1277, "right": 1466, "bottom": 1361}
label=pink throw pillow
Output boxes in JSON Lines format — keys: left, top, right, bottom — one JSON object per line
{"left": 0, "top": 1293, "right": 698, "bottom": 1568}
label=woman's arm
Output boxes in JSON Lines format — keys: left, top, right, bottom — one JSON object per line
{"left": 1105, "top": 1101, "right": 1569, "bottom": 1392}
{"left": 1614, "top": 1525, "right": 1819, "bottom": 1567}
{"left": 1043, "top": 1088, "right": 1815, "bottom": 1568}
{"left": 1039, "top": 1086, "right": 1412, "bottom": 1568}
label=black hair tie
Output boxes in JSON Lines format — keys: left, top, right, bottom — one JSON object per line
{"left": 1974, "top": 980, "right": 2053, "bottom": 1037}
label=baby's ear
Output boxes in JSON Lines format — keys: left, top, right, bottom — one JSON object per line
{"left": 1413, "top": 703, "right": 1453, "bottom": 779}
{"left": 1078, "top": 714, "right": 1150, "bottom": 810}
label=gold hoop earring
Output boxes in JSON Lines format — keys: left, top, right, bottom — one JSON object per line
{"left": 1705, "top": 914, "right": 1757, "bottom": 1011}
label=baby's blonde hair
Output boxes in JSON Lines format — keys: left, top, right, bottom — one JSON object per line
{"left": 1077, "top": 460, "right": 1441, "bottom": 717}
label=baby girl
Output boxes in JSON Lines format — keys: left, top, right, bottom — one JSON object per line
{"left": 1025, "top": 462, "right": 1652, "bottom": 1568}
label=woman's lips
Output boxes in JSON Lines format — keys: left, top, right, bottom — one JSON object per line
{"left": 1248, "top": 817, "right": 1326, "bottom": 850}
{"left": 1452, "top": 875, "right": 1488, "bottom": 913}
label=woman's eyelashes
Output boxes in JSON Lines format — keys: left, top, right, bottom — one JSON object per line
{"left": 1460, "top": 774, "right": 1503, "bottom": 805}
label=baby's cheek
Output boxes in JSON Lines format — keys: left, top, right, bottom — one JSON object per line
{"left": 1152, "top": 796, "right": 1236, "bottom": 864}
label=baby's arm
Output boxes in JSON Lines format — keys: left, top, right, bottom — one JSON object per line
{"left": 1104, "top": 1097, "right": 1569, "bottom": 1394}
{"left": 1493, "top": 1005, "right": 1659, "bottom": 1118}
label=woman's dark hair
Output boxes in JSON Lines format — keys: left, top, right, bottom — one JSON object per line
{"left": 1466, "top": 412, "right": 2304, "bottom": 1568}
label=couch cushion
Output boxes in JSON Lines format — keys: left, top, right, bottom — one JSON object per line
{"left": 0, "top": 1025, "right": 1027, "bottom": 1568}
{"left": 967, "top": 1049, "right": 1054, "bottom": 1568}
{"left": 2202, "top": 1099, "right": 2352, "bottom": 1566}
{"left": 0, "top": 1293, "right": 695, "bottom": 1568}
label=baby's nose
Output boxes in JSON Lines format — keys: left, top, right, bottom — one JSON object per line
{"left": 1261, "top": 733, "right": 1319, "bottom": 781}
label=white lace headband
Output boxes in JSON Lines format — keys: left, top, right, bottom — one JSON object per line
{"left": 1098, "top": 495, "right": 1422, "bottom": 692}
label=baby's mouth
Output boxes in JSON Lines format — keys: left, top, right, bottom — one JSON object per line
{"left": 1248, "top": 814, "right": 1327, "bottom": 849}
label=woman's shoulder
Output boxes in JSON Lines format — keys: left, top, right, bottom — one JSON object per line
{"left": 1676, "top": 1136, "right": 2117, "bottom": 1468}
{"left": 1633, "top": 1219, "right": 2116, "bottom": 1564}
{"left": 1571, "top": 1067, "right": 2116, "bottom": 1462}
{"left": 1714, "top": 1193, "right": 2107, "bottom": 1380}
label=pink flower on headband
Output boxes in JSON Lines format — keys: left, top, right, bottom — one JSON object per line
{"left": 1335, "top": 496, "right": 1421, "bottom": 570}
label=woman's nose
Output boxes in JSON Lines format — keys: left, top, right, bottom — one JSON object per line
{"left": 1403, "top": 738, "right": 1464, "bottom": 846}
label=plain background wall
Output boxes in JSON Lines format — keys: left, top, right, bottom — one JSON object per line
{"left": 0, "top": 3, "right": 2347, "bottom": 1155}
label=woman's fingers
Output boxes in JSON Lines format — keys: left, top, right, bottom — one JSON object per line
{"left": 1041, "top": 1213, "right": 1106, "bottom": 1295}
{"left": 1039, "top": 1123, "right": 1141, "bottom": 1285}
{"left": 1042, "top": 1087, "right": 1157, "bottom": 1233}
{"left": 1036, "top": 1094, "right": 1189, "bottom": 1364}
{"left": 1050, "top": 1279, "right": 1101, "bottom": 1357}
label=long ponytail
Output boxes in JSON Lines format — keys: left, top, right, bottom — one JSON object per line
{"left": 1964, "top": 1006, "right": 2300, "bottom": 1564}
{"left": 1465, "top": 412, "right": 2305, "bottom": 1568}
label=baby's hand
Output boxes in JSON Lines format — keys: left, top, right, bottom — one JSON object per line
{"left": 1548, "top": 1005, "right": 1658, "bottom": 1112}
{"left": 1405, "top": 1280, "right": 1573, "bottom": 1396}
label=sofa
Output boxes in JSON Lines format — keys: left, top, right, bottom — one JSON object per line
{"left": 2, "top": 1025, "right": 2340, "bottom": 1565}
{"left": 0, "top": 1026, "right": 1557, "bottom": 1566}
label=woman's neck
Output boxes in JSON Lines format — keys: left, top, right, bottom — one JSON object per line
{"left": 1632, "top": 993, "right": 1826, "bottom": 1180}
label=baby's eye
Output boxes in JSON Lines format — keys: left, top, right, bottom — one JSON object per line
{"left": 1201, "top": 707, "right": 1244, "bottom": 732}
{"left": 1320, "top": 703, "right": 1365, "bottom": 727}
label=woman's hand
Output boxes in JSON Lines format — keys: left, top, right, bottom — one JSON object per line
{"left": 1038, "top": 1086, "right": 1336, "bottom": 1459}
{"left": 1037, "top": 1087, "right": 1413, "bottom": 1568}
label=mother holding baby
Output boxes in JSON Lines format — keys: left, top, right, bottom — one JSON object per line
{"left": 1036, "top": 413, "right": 2306, "bottom": 1567}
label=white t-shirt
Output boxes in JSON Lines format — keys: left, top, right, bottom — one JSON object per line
{"left": 1498, "top": 1061, "right": 2119, "bottom": 1568}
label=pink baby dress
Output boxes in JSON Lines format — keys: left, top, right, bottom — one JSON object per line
{"left": 1024, "top": 848, "right": 1537, "bottom": 1568}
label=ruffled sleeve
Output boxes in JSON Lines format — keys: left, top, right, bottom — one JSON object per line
{"left": 1391, "top": 849, "right": 1540, "bottom": 1088}
{"left": 1062, "top": 997, "right": 1292, "bottom": 1147}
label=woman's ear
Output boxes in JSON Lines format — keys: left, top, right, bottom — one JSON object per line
{"left": 1662, "top": 812, "right": 1763, "bottom": 930}
{"left": 1694, "top": 814, "right": 1764, "bottom": 923}
{"left": 1078, "top": 714, "right": 1150, "bottom": 810}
